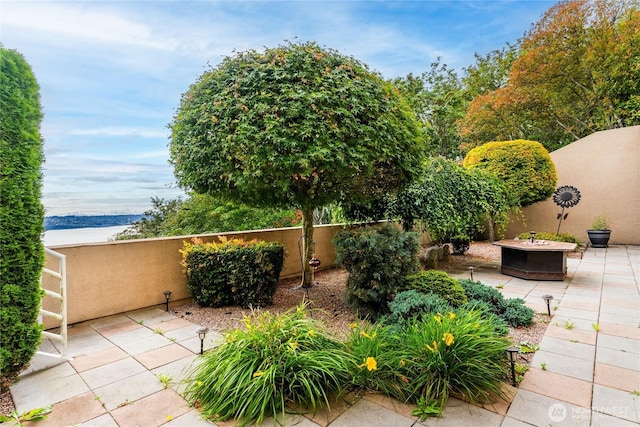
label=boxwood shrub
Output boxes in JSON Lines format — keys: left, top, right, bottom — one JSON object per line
{"left": 181, "top": 237, "right": 285, "bottom": 308}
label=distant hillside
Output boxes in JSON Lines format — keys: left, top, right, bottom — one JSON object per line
{"left": 44, "top": 215, "right": 143, "bottom": 231}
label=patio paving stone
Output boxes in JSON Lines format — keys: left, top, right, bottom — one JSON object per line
{"left": 530, "top": 350, "right": 594, "bottom": 381}
{"left": 596, "top": 346, "right": 640, "bottom": 371}
{"left": 592, "top": 384, "right": 640, "bottom": 424}
{"left": 597, "top": 333, "right": 640, "bottom": 355}
{"left": 93, "top": 370, "right": 165, "bottom": 411}
{"left": 537, "top": 335, "right": 595, "bottom": 360}
{"left": 330, "top": 398, "right": 414, "bottom": 427}
{"left": 594, "top": 362, "right": 640, "bottom": 392}
{"left": 27, "top": 391, "right": 106, "bottom": 427}
{"left": 109, "top": 388, "right": 191, "bottom": 427}
{"left": 79, "top": 357, "right": 147, "bottom": 389}
{"left": 134, "top": 343, "right": 194, "bottom": 370}
{"left": 107, "top": 325, "right": 173, "bottom": 355}
{"left": 506, "top": 389, "right": 590, "bottom": 426}
{"left": 78, "top": 413, "right": 119, "bottom": 426}
{"left": 518, "top": 367, "right": 592, "bottom": 407}
{"left": 70, "top": 346, "right": 129, "bottom": 372}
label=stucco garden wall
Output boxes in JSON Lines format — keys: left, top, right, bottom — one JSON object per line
{"left": 505, "top": 126, "right": 640, "bottom": 244}
{"left": 42, "top": 224, "right": 346, "bottom": 327}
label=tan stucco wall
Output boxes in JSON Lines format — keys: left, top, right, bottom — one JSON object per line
{"left": 505, "top": 126, "right": 640, "bottom": 244}
{"left": 42, "top": 224, "right": 347, "bottom": 327}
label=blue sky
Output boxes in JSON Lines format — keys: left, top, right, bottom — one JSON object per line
{"left": 1, "top": 0, "right": 556, "bottom": 216}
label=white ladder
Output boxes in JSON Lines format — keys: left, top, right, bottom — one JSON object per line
{"left": 38, "top": 248, "right": 68, "bottom": 360}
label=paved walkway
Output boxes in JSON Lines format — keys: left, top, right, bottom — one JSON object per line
{"left": 11, "top": 246, "right": 640, "bottom": 426}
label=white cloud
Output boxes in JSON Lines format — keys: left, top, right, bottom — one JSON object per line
{"left": 70, "top": 127, "right": 168, "bottom": 139}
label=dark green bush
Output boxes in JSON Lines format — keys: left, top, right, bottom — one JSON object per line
{"left": 459, "top": 279, "right": 506, "bottom": 314}
{"left": 1, "top": 47, "right": 45, "bottom": 384}
{"left": 459, "top": 279, "right": 533, "bottom": 327}
{"left": 181, "top": 237, "right": 285, "bottom": 308}
{"left": 333, "top": 224, "right": 419, "bottom": 318}
{"left": 517, "top": 231, "right": 579, "bottom": 244}
{"left": 404, "top": 271, "right": 468, "bottom": 307}
{"left": 450, "top": 235, "right": 471, "bottom": 255}
{"left": 384, "top": 290, "right": 453, "bottom": 326}
{"left": 502, "top": 298, "right": 534, "bottom": 327}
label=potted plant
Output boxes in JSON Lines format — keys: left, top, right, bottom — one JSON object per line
{"left": 587, "top": 215, "right": 611, "bottom": 248}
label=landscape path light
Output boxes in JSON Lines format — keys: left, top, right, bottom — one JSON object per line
{"left": 163, "top": 291, "right": 172, "bottom": 312}
{"left": 196, "top": 326, "right": 209, "bottom": 355}
{"left": 529, "top": 231, "right": 537, "bottom": 243}
{"left": 506, "top": 346, "right": 520, "bottom": 387}
{"left": 541, "top": 294, "right": 554, "bottom": 317}
{"left": 468, "top": 266, "right": 474, "bottom": 281}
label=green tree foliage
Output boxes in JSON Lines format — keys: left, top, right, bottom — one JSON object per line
{"left": 169, "top": 41, "right": 424, "bottom": 286}
{"left": 394, "top": 59, "right": 466, "bottom": 159}
{"left": 389, "top": 157, "right": 513, "bottom": 242}
{"left": 115, "top": 194, "right": 301, "bottom": 240}
{"left": 459, "top": 0, "right": 640, "bottom": 150}
{"left": 463, "top": 140, "right": 557, "bottom": 207}
{"left": 0, "top": 46, "right": 45, "bottom": 383}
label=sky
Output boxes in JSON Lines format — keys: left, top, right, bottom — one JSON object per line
{"left": 1, "top": 0, "right": 557, "bottom": 216}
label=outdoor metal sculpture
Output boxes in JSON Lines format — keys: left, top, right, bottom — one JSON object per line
{"left": 552, "top": 185, "right": 581, "bottom": 235}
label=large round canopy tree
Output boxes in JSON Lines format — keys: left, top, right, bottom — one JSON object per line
{"left": 169, "top": 41, "right": 424, "bottom": 286}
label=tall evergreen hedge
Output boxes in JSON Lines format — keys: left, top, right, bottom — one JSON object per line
{"left": 0, "top": 46, "right": 45, "bottom": 385}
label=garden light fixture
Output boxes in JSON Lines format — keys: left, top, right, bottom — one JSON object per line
{"left": 163, "top": 291, "right": 172, "bottom": 312}
{"left": 541, "top": 294, "right": 554, "bottom": 317}
{"left": 468, "top": 266, "right": 474, "bottom": 281}
{"left": 196, "top": 326, "right": 209, "bottom": 355}
{"left": 506, "top": 346, "right": 519, "bottom": 387}
{"left": 529, "top": 231, "right": 537, "bottom": 243}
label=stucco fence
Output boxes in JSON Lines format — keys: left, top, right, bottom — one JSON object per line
{"left": 42, "top": 224, "right": 348, "bottom": 329}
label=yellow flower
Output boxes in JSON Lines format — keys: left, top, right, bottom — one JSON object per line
{"left": 288, "top": 342, "right": 298, "bottom": 351}
{"left": 349, "top": 322, "right": 358, "bottom": 329}
{"left": 308, "top": 330, "right": 316, "bottom": 337}
{"left": 366, "top": 357, "right": 377, "bottom": 371}
{"left": 253, "top": 371, "right": 264, "bottom": 378}
{"left": 197, "top": 380, "right": 203, "bottom": 386}
{"left": 426, "top": 341, "right": 439, "bottom": 353}
{"left": 448, "top": 312, "right": 456, "bottom": 320}
{"left": 400, "top": 359, "right": 406, "bottom": 366}
{"left": 442, "top": 333, "right": 454, "bottom": 346}
{"left": 360, "top": 330, "right": 373, "bottom": 338}
{"left": 166, "top": 415, "right": 173, "bottom": 421}
{"left": 433, "top": 315, "right": 442, "bottom": 324}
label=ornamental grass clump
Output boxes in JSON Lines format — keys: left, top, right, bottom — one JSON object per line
{"left": 346, "top": 310, "right": 509, "bottom": 413}
{"left": 182, "top": 304, "right": 353, "bottom": 426}
{"left": 396, "top": 310, "right": 509, "bottom": 407}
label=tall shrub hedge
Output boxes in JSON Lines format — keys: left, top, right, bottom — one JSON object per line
{"left": 0, "top": 46, "right": 45, "bottom": 384}
{"left": 181, "top": 237, "right": 285, "bottom": 308}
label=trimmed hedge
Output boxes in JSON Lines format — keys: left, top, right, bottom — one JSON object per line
{"left": 517, "top": 231, "right": 579, "bottom": 244}
{"left": 463, "top": 139, "right": 557, "bottom": 207}
{"left": 1, "top": 47, "right": 45, "bottom": 384}
{"left": 181, "top": 237, "right": 285, "bottom": 308}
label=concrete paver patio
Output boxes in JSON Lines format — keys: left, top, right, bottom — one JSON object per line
{"left": 10, "top": 245, "right": 640, "bottom": 426}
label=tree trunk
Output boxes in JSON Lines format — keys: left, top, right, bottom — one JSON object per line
{"left": 301, "top": 207, "right": 315, "bottom": 288}
{"left": 487, "top": 213, "right": 496, "bottom": 242}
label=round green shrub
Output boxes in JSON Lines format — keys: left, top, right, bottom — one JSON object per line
{"left": 502, "top": 298, "right": 534, "bottom": 327}
{"left": 463, "top": 139, "right": 557, "bottom": 207}
{"left": 404, "top": 271, "right": 468, "bottom": 307}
